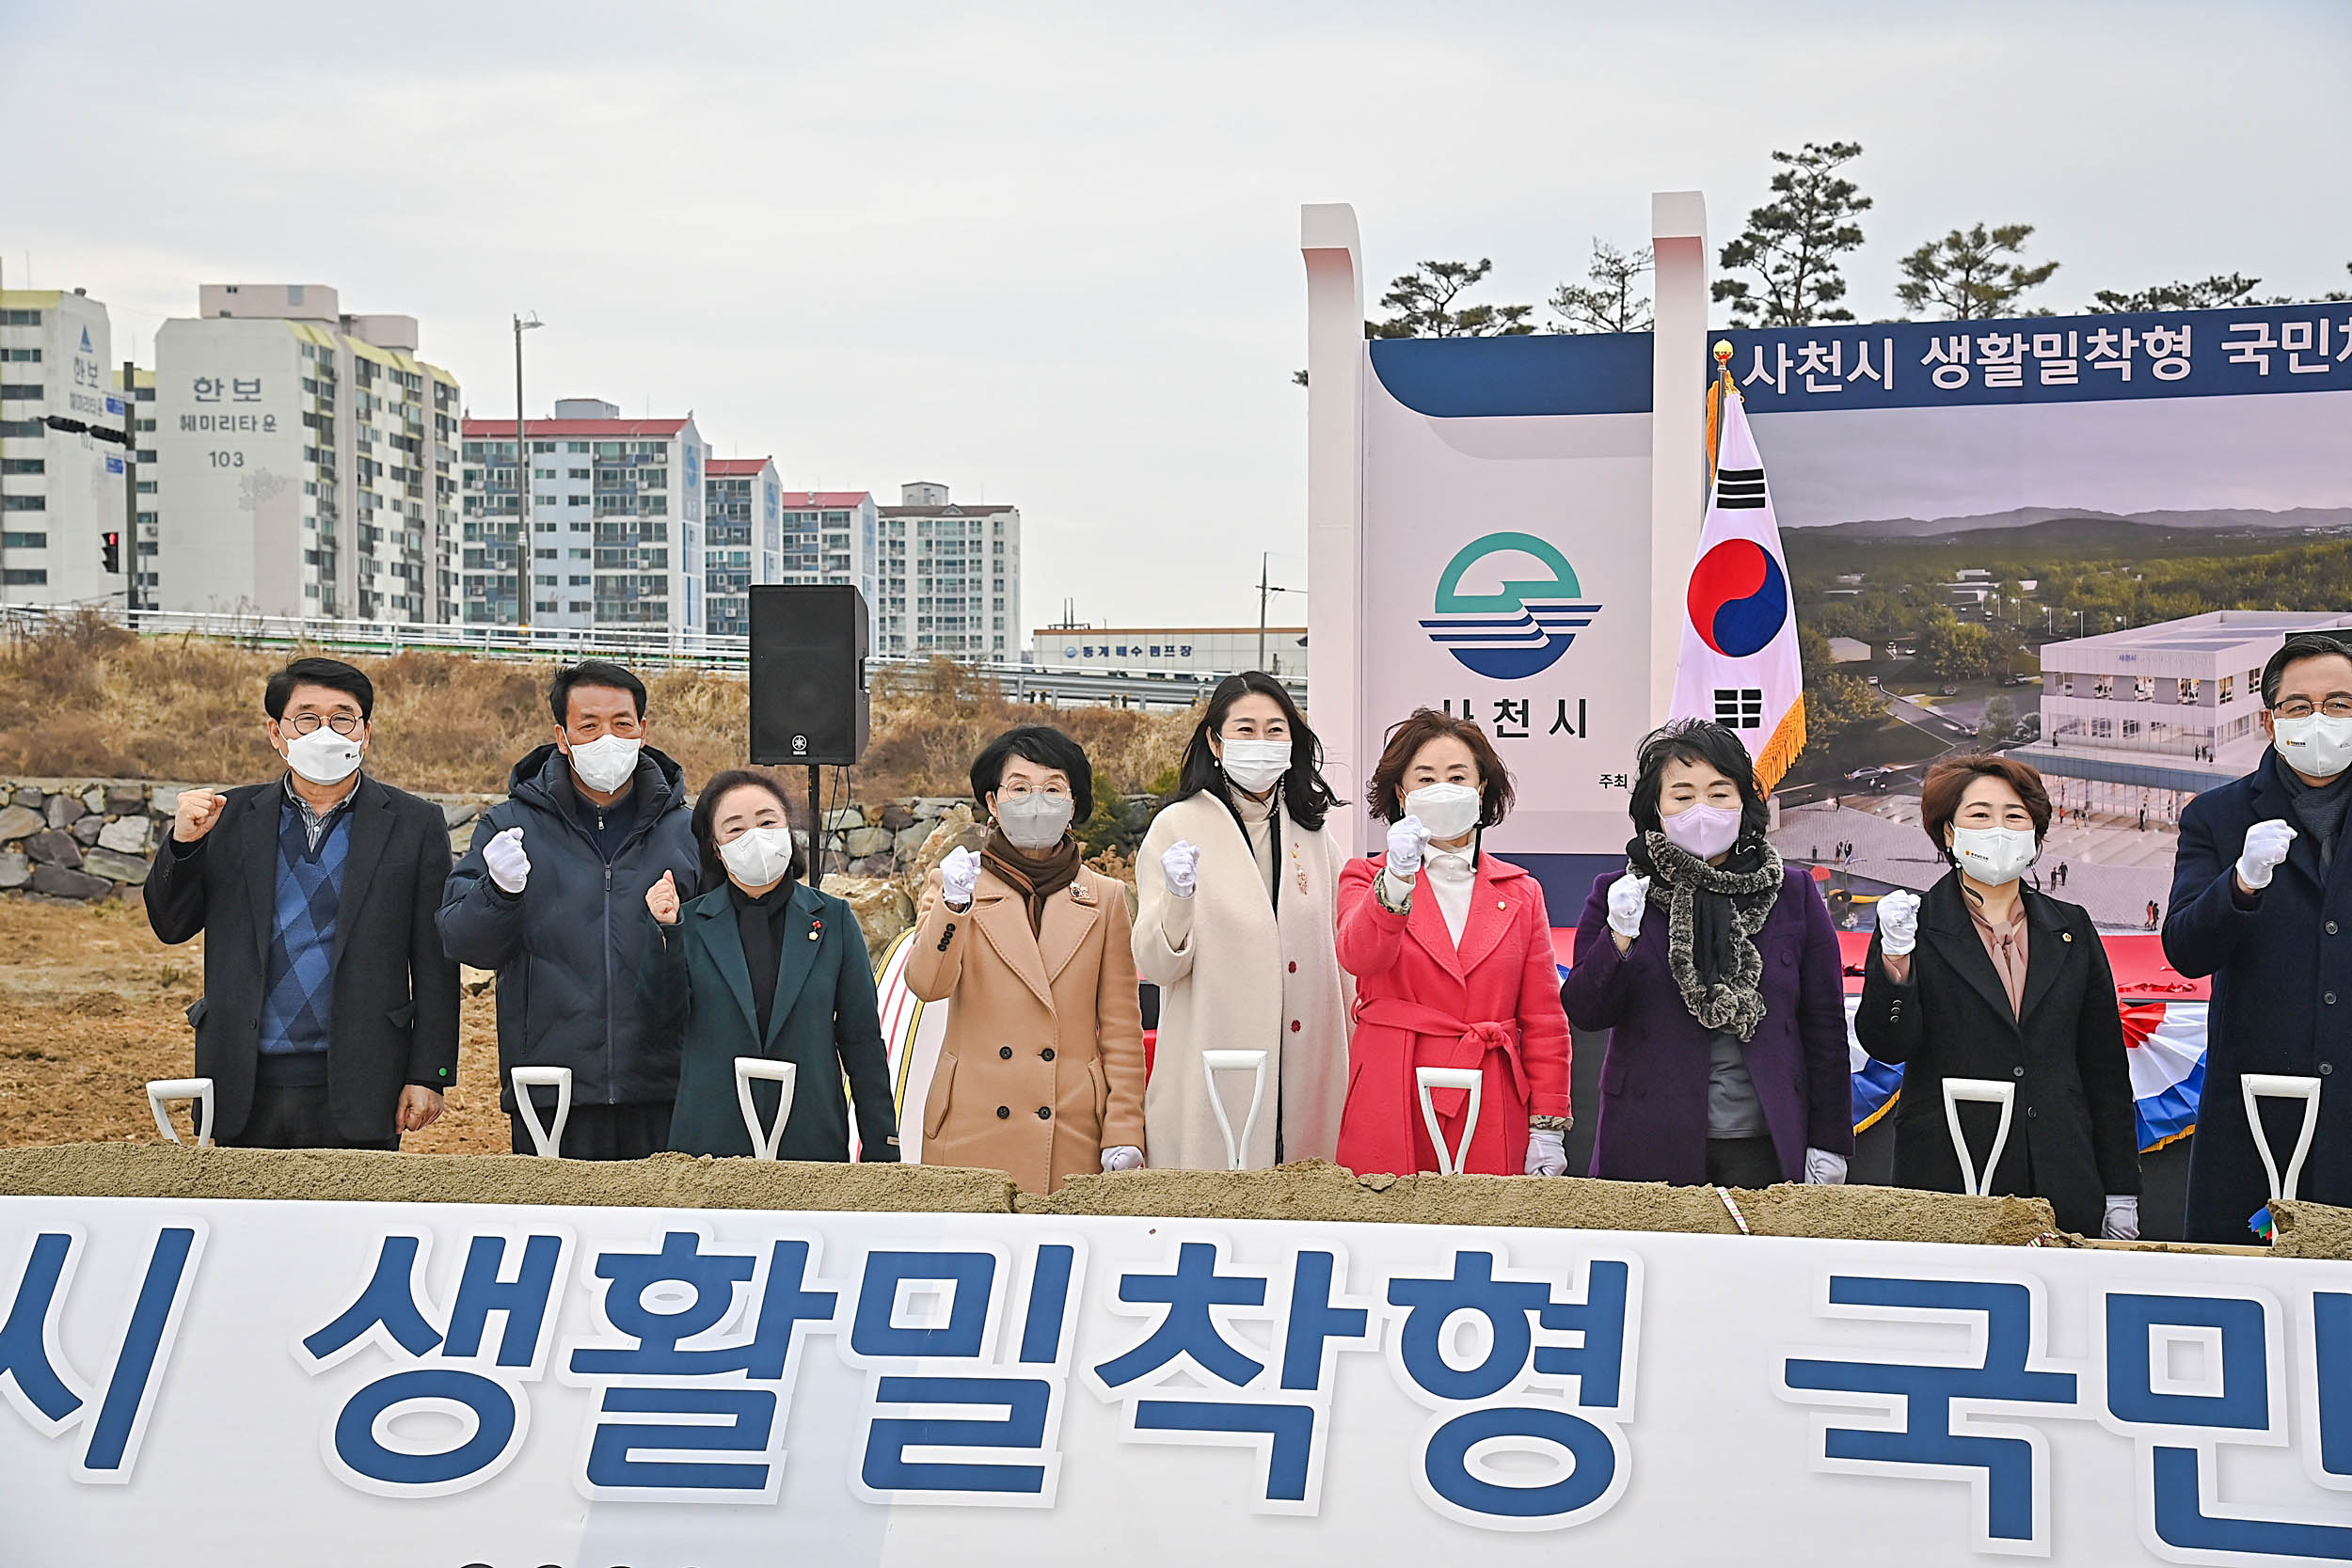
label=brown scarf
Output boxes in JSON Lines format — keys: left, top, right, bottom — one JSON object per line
{"left": 982, "top": 830, "right": 1082, "bottom": 933}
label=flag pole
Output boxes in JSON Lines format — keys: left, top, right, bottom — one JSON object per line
{"left": 1706, "top": 339, "right": 1735, "bottom": 487}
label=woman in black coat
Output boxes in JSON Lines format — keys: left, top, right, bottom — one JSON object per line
{"left": 644, "top": 768, "right": 900, "bottom": 1162}
{"left": 1855, "top": 753, "right": 2139, "bottom": 1237}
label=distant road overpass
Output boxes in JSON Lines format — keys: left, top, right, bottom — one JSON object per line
{"left": 0, "top": 604, "right": 1298, "bottom": 711}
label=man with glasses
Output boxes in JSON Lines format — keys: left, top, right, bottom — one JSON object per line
{"left": 439, "top": 660, "right": 700, "bottom": 1160}
{"left": 2166, "top": 631, "right": 2352, "bottom": 1240}
{"left": 144, "top": 657, "right": 459, "bottom": 1148}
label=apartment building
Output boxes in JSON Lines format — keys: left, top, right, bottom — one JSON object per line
{"left": 0, "top": 286, "right": 128, "bottom": 606}
{"left": 704, "top": 456, "right": 780, "bottom": 636}
{"left": 875, "top": 482, "right": 1019, "bottom": 658}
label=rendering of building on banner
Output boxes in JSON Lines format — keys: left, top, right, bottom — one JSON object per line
{"left": 151, "top": 284, "right": 462, "bottom": 623}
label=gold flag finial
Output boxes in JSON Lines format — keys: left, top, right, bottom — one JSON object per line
{"left": 1712, "top": 339, "right": 1734, "bottom": 364}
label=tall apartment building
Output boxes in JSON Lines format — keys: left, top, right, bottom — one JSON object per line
{"left": 875, "top": 482, "right": 1020, "bottom": 659}
{"left": 773, "top": 489, "right": 880, "bottom": 641}
{"left": 152, "top": 284, "right": 460, "bottom": 621}
{"left": 460, "top": 400, "right": 707, "bottom": 630}
{"left": 0, "top": 287, "right": 129, "bottom": 606}
{"left": 704, "top": 456, "right": 780, "bottom": 636}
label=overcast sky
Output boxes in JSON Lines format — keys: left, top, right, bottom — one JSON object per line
{"left": 5, "top": 0, "right": 2346, "bottom": 628}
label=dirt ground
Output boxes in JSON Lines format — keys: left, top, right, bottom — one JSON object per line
{"left": 0, "top": 894, "right": 509, "bottom": 1153}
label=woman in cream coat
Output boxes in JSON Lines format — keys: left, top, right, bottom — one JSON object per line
{"left": 1135, "top": 673, "right": 1351, "bottom": 1169}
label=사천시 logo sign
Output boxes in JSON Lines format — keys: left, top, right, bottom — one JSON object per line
{"left": 1419, "top": 531, "right": 1601, "bottom": 679}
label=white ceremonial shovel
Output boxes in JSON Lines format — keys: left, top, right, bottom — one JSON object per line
{"left": 2242, "top": 1073, "right": 2324, "bottom": 1206}
{"left": 1941, "top": 1077, "right": 2016, "bottom": 1198}
{"left": 510, "top": 1066, "right": 573, "bottom": 1159}
{"left": 735, "top": 1057, "right": 800, "bottom": 1162}
{"left": 1415, "top": 1066, "right": 1483, "bottom": 1178}
{"left": 1200, "top": 1049, "right": 1268, "bottom": 1172}
{"left": 145, "top": 1078, "right": 215, "bottom": 1147}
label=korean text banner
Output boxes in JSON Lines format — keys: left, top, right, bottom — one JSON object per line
{"left": 10, "top": 1196, "right": 2352, "bottom": 1565}
{"left": 1359, "top": 336, "right": 1654, "bottom": 859}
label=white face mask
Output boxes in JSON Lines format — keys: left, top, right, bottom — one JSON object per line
{"left": 282, "top": 725, "right": 363, "bottom": 786}
{"left": 1218, "top": 738, "right": 1291, "bottom": 795}
{"left": 1661, "top": 801, "right": 1741, "bottom": 861}
{"left": 2275, "top": 713, "right": 2352, "bottom": 780}
{"left": 1951, "top": 825, "right": 2040, "bottom": 886}
{"left": 719, "top": 825, "right": 796, "bottom": 887}
{"left": 566, "top": 734, "right": 643, "bottom": 794}
{"left": 1405, "top": 782, "right": 1483, "bottom": 842}
{"left": 996, "top": 792, "right": 1075, "bottom": 850}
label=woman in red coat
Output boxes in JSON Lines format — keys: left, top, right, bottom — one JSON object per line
{"left": 1336, "top": 708, "right": 1573, "bottom": 1177}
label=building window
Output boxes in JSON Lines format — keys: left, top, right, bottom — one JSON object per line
{"left": 0, "top": 309, "right": 40, "bottom": 325}
{"left": 2219, "top": 675, "right": 2234, "bottom": 705}
{"left": 0, "top": 348, "right": 40, "bottom": 363}
{"left": 0, "top": 457, "right": 42, "bottom": 475}
{"left": 0, "top": 568, "right": 47, "bottom": 585}
{"left": 1, "top": 531, "right": 46, "bottom": 548}
{"left": 2, "top": 495, "right": 46, "bottom": 512}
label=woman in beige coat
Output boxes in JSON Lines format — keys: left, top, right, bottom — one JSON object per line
{"left": 906, "top": 724, "right": 1147, "bottom": 1194}
{"left": 1135, "top": 673, "right": 1351, "bottom": 1169}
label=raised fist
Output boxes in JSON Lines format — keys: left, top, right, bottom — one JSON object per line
{"left": 172, "top": 788, "right": 227, "bottom": 844}
{"left": 1161, "top": 840, "right": 1201, "bottom": 898}
{"left": 483, "top": 825, "right": 531, "bottom": 895}
{"left": 2236, "top": 818, "right": 2296, "bottom": 893}
{"left": 645, "top": 870, "right": 680, "bottom": 927}
{"left": 1877, "top": 889, "right": 1922, "bottom": 958}
{"left": 1386, "top": 815, "right": 1431, "bottom": 879}
{"left": 940, "top": 847, "right": 981, "bottom": 910}
{"left": 1606, "top": 871, "right": 1651, "bottom": 940}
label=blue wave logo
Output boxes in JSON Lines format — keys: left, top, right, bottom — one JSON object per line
{"left": 1421, "top": 531, "right": 1601, "bottom": 679}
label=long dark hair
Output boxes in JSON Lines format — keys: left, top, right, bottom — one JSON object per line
{"left": 690, "top": 768, "right": 806, "bottom": 892}
{"left": 1171, "top": 672, "right": 1337, "bottom": 832}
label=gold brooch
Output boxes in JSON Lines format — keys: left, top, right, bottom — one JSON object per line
{"left": 1070, "top": 882, "right": 1098, "bottom": 907}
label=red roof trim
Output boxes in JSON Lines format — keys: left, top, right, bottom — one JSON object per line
{"left": 777, "top": 492, "right": 872, "bottom": 507}
{"left": 463, "top": 419, "right": 687, "bottom": 438}
{"left": 707, "top": 458, "right": 774, "bottom": 475}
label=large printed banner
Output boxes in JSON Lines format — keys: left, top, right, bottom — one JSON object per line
{"left": 10, "top": 1196, "right": 2352, "bottom": 1564}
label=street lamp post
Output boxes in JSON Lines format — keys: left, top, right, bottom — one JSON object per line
{"left": 513, "top": 312, "right": 543, "bottom": 631}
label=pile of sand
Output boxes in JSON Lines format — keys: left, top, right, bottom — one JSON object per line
{"left": 2, "top": 1146, "right": 2074, "bottom": 1249}
{"left": 2267, "top": 1198, "right": 2352, "bottom": 1259}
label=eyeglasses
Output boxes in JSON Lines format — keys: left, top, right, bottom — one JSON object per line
{"left": 285, "top": 713, "right": 362, "bottom": 736}
{"left": 2274, "top": 698, "right": 2352, "bottom": 720}
{"left": 999, "top": 783, "right": 1070, "bottom": 800}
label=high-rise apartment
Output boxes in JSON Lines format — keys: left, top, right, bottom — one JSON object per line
{"left": 460, "top": 400, "right": 707, "bottom": 630}
{"left": 704, "top": 456, "right": 779, "bottom": 636}
{"left": 874, "top": 482, "right": 1019, "bottom": 658}
{"left": 152, "top": 284, "right": 460, "bottom": 621}
{"left": 0, "top": 286, "right": 128, "bottom": 606}
{"left": 774, "top": 488, "right": 880, "bottom": 641}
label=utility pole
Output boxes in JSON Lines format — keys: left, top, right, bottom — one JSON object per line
{"left": 121, "top": 358, "right": 139, "bottom": 613}
{"left": 513, "top": 312, "right": 542, "bottom": 631}
{"left": 1255, "top": 552, "right": 1302, "bottom": 674}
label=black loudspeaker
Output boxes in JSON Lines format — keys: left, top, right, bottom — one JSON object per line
{"left": 749, "top": 585, "right": 868, "bottom": 766}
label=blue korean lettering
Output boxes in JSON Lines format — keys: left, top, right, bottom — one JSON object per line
{"left": 1782, "top": 1276, "right": 2076, "bottom": 1553}
{"left": 299, "top": 1230, "right": 571, "bottom": 1498}
{"left": 2095, "top": 1288, "right": 2351, "bottom": 1560}
{"left": 850, "top": 1242, "right": 1078, "bottom": 1507}
{"left": 564, "top": 1230, "right": 838, "bottom": 1504}
{"left": 2, "top": 1224, "right": 206, "bottom": 1483}
{"left": 1386, "top": 1250, "right": 1638, "bottom": 1529}
{"left": 1086, "top": 1240, "right": 1375, "bottom": 1516}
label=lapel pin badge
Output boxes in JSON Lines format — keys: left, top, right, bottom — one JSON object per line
{"left": 1071, "top": 882, "right": 1097, "bottom": 906}
{"left": 2061, "top": 931, "right": 2074, "bottom": 942}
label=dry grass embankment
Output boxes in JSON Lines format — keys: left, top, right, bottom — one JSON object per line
{"left": 0, "top": 613, "right": 1196, "bottom": 800}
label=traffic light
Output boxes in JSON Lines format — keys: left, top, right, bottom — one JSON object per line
{"left": 101, "top": 531, "right": 120, "bottom": 575}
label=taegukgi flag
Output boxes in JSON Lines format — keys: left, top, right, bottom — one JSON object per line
{"left": 1671, "top": 379, "right": 1805, "bottom": 790}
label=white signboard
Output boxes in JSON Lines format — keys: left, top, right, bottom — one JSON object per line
{"left": 8, "top": 1196, "right": 2352, "bottom": 1564}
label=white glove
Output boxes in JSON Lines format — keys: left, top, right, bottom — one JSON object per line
{"left": 1606, "top": 872, "right": 1650, "bottom": 940}
{"left": 2102, "top": 1195, "right": 2140, "bottom": 1241}
{"left": 483, "top": 826, "right": 530, "bottom": 895}
{"left": 2236, "top": 818, "right": 2296, "bottom": 892}
{"left": 940, "top": 847, "right": 981, "bottom": 910}
{"left": 1386, "top": 814, "right": 1430, "bottom": 879}
{"left": 1804, "top": 1148, "right": 1849, "bottom": 1185}
{"left": 1100, "top": 1146, "right": 1144, "bottom": 1173}
{"left": 1877, "top": 889, "right": 1922, "bottom": 958}
{"left": 1161, "top": 841, "right": 1200, "bottom": 899}
{"left": 1524, "top": 1129, "right": 1567, "bottom": 1177}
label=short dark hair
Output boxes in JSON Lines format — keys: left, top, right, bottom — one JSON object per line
{"left": 690, "top": 768, "right": 805, "bottom": 890}
{"left": 1364, "top": 708, "right": 1514, "bottom": 827}
{"left": 1920, "top": 753, "right": 2052, "bottom": 865}
{"left": 1172, "top": 672, "right": 1338, "bottom": 832}
{"left": 2262, "top": 633, "right": 2352, "bottom": 708}
{"left": 549, "top": 660, "right": 647, "bottom": 726}
{"left": 1629, "top": 720, "right": 1767, "bottom": 843}
{"left": 264, "top": 657, "right": 373, "bottom": 722}
{"left": 971, "top": 725, "right": 1093, "bottom": 821}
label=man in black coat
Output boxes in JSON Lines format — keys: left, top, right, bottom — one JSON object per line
{"left": 437, "top": 661, "right": 701, "bottom": 1159}
{"left": 144, "top": 657, "right": 459, "bottom": 1148}
{"left": 2166, "top": 631, "right": 2352, "bottom": 1242}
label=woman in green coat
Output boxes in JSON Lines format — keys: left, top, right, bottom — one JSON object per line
{"left": 645, "top": 768, "right": 901, "bottom": 1161}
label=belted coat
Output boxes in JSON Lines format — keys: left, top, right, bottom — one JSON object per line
{"left": 1332, "top": 850, "right": 1571, "bottom": 1177}
{"left": 903, "top": 862, "right": 1147, "bottom": 1194}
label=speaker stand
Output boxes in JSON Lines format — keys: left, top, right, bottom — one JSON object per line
{"left": 806, "top": 765, "right": 823, "bottom": 884}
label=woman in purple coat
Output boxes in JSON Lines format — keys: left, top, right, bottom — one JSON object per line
{"left": 1563, "top": 721, "right": 1853, "bottom": 1188}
